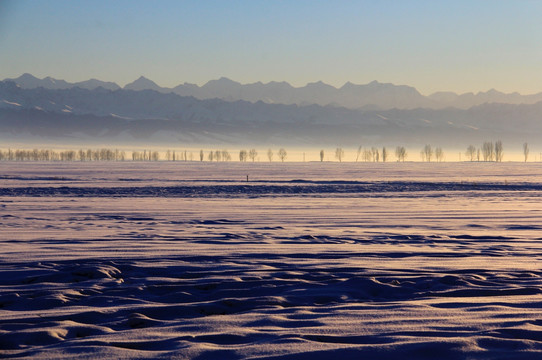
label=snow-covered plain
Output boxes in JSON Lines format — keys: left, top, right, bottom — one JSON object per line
{"left": 1, "top": 161, "right": 542, "bottom": 359}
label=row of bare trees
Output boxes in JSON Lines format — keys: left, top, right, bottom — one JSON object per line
{"left": 420, "top": 145, "right": 445, "bottom": 162}
{"left": 187, "top": 148, "right": 289, "bottom": 162}
{"left": 0, "top": 146, "right": 408, "bottom": 162}
{"left": 0, "top": 148, "right": 129, "bottom": 162}
{"left": 237, "top": 148, "right": 287, "bottom": 162}
{"left": 0, "top": 148, "right": 272, "bottom": 162}
{"left": 165, "top": 149, "right": 193, "bottom": 161}
{"left": 1, "top": 142, "right": 536, "bottom": 162}
{"left": 465, "top": 141, "right": 504, "bottom": 162}
{"left": 332, "top": 146, "right": 407, "bottom": 162}
{"left": 199, "top": 149, "right": 232, "bottom": 162}
{"left": 132, "top": 150, "right": 160, "bottom": 161}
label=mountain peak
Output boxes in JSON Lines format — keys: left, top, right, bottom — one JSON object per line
{"left": 202, "top": 77, "right": 242, "bottom": 92}
{"left": 486, "top": 88, "right": 502, "bottom": 95}
{"left": 124, "top": 76, "right": 163, "bottom": 91}
{"left": 305, "top": 80, "right": 335, "bottom": 89}
{"left": 206, "top": 77, "right": 240, "bottom": 85}
{"left": 134, "top": 76, "right": 153, "bottom": 83}
{"left": 3, "top": 74, "right": 540, "bottom": 110}
{"left": 340, "top": 81, "right": 357, "bottom": 90}
{"left": 267, "top": 80, "right": 292, "bottom": 88}
{"left": 6, "top": 74, "right": 71, "bottom": 89}
{"left": 43, "top": 76, "right": 59, "bottom": 85}
{"left": 18, "top": 73, "right": 39, "bottom": 81}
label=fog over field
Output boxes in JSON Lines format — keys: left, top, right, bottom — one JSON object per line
{"left": 1, "top": 162, "right": 542, "bottom": 359}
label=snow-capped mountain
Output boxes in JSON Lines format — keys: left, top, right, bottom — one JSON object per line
{"left": 1, "top": 79, "right": 541, "bottom": 148}
{"left": 6, "top": 74, "right": 542, "bottom": 110}
{"left": 5, "top": 73, "right": 121, "bottom": 91}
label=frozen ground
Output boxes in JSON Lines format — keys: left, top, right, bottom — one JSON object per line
{"left": 1, "top": 161, "right": 542, "bottom": 359}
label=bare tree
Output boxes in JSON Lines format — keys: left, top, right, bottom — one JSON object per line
{"left": 465, "top": 145, "right": 476, "bottom": 161}
{"left": 494, "top": 140, "right": 503, "bottom": 162}
{"left": 482, "top": 142, "right": 494, "bottom": 161}
{"left": 395, "top": 146, "right": 407, "bottom": 162}
{"left": 356, "top": 146, "right": 362, "bottom": 162}
{"left": 422, "top": 144, "right": 433, "bottom": 162}
{"left": 382, "top": 147, "right": 388, "bottom": 162}
{"left": 523, "top": 142, "right": 529, "bottom": 162}
{"left": 371, "top": 147, "right": 380, "bottom": 162}
{"left": 248, "top": 149, "right": 258, "bottom": 162}
{"left": 335, "top": 147, "right": 345, "bottom": 162}
{"left": 214, "top": 150, "right": 222, "bottom": 162}
{"left": 362, "top": 149, "right": 372, "bottom": 162}
{"left": 267, "top": 149, "right": 273, "bottom": 162}
{"left": 208, "top": 151, "right": 214, "bottom": 162}
{"left": 222, "top": 150, "right": 231, "bottom": 161}
{"left": 239, "top": 149, "right": 247, "bottom": 162}
{"left": 199, "top": 150, "right": 204, "bottom": 162}
{"left": 278, "top": 148, "right": 287, "bottom": 162}
{"left": 319, "top": 149, "right": 324, "bottom": 162}
{"left": 435, "top": 147, "right": 444, "bottom": 162}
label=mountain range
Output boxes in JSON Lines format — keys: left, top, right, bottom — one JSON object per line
{"left": 1, "top": 77, "right": 541, "bottom": 150}
{"left": 6, "top": 73, "right": 542, "bottom": 111}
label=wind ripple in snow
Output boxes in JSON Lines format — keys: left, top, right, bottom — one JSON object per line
{"left": 2, "top": 162, "right": 542, "bottom": 359}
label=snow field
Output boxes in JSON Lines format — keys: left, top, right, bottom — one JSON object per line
{"left": 1, "top": 162, "right": 542, "bottom": 359}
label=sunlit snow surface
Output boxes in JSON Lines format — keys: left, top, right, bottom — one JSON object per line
{"left": 1, "top": 162, "right": 542, "bottom": 359}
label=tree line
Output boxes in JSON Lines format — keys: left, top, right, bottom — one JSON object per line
{"left": 0, "top": 141, "right": 535, "bottom": 162}
{"left": 333, "top": 146, "right": 407, "bottom": 162}
{"left": 464, "top": 141, "right": 504, "bottom": 162}
{"left": 0, "top": 147, "right": 396, "bottom": 162}
{"left": 0, "top": 148, "right": 128, "bottom": 162}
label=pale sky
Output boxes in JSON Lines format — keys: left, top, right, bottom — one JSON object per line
{"left": 1, "top": 0, "right": 542, "bottom": 95}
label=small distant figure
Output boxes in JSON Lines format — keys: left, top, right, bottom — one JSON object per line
{"left": 246, "top": 175, "right": 249, "bottom": 182}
